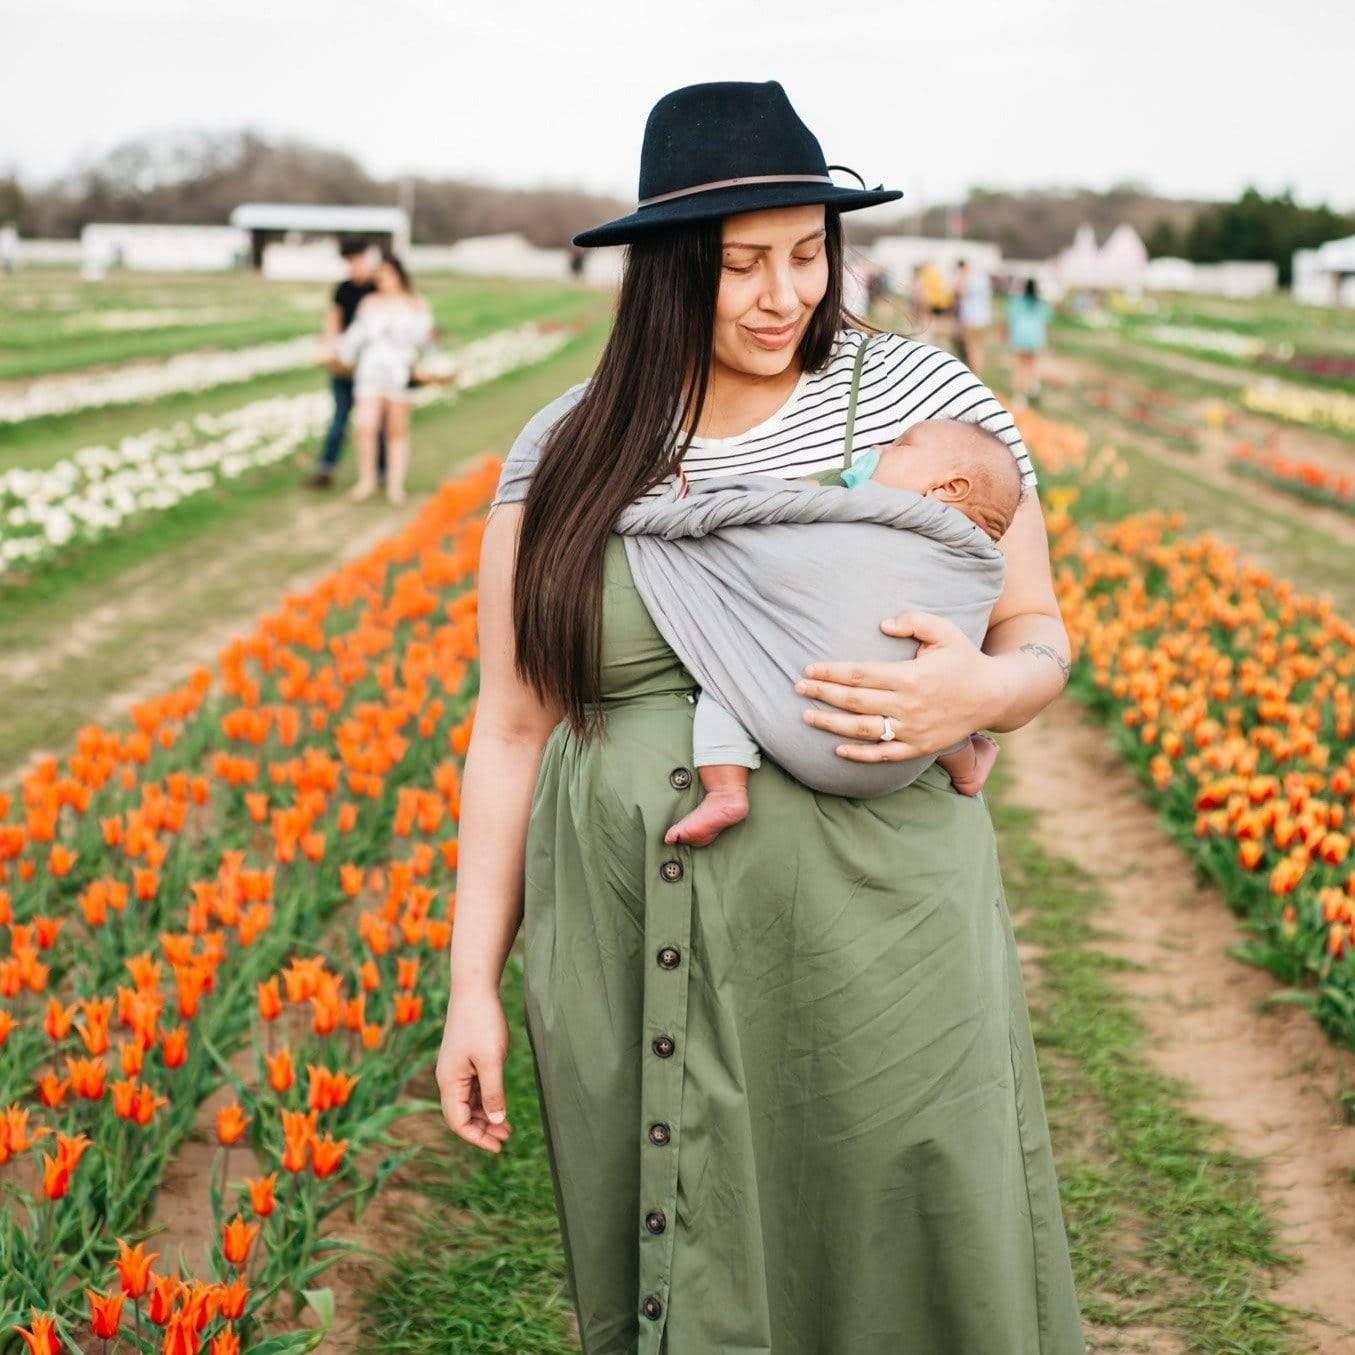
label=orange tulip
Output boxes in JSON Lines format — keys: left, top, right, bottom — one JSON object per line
{"left": 160, "top": 1310, "right": 199, "bottom": 1355}
{"left": 306, "top": 1065, "right": 359, "bottom": 1112}
{"left": 47, "top": 844, "right": 77, "bottom": 877}
{"left": 265, "top": 1048, "right": 295, "bottom": 1093}
{"left": 215, "top": 1104, "right": 250, "bottom": 1147}
{"left": 210, "top": 1326, "right": 242, "bottom": 1355}
{"left": 86, "top": 1288, "right": 125, "bottom": 1339}
{"left": 311, "top": 1132, "right": 348, "bottom": 1178}
{"left": 280, "top": 1108, "right": 316, "bottom": 1173}
{"left": 256, "top": 977, "right": 282, "bottom": 1022}
{"left": 394, "top": 993, "right": 423, "bottom": 1026}
{"left": 246, "top": 1172, "right": 277, "bottom": 1217}
{"left": 66, "top": 1055, "right": 107, "bottom": 1101}
{"left": 0, "top": 1010, "right": 17, "bottom": 1047}
{"left": 161, "top": 1026, "right": 189, "bottom": 1069}
{"left": 14, "top": 1311, "right": 60, "bottom": 1355}
{"left": 215, "top": 1276, "right": 249, "bottom": 1321}
{"left": 146, "top": 1273, "right": 179, "bottom": 1325}
{"left": 44, "top": 999, "right": 77, "bottom": 1042}
{"left": 37, "top": 1072, "right": 69, "bottom": 1108}
{"left": 114, "top": 1238, "right": 158, "bottom": 1299}
{"left": 221, "top": 1215, "right": 259, "bottom": 1268}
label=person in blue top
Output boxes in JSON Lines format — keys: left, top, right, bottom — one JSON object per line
{"left": 1005, "top": 277, "right": 1052, "bottom": 405}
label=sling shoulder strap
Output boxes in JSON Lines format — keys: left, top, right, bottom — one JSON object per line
{"left": 841, "top": 331, "right": 877, "bottom": 471}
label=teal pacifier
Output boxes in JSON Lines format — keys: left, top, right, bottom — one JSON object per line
{"left": 839, "top": 446, "right": 880, "bottom": 489}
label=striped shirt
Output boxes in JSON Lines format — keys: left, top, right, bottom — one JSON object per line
{"left": 491, "top": 328, "right": 1035, "bottom": 509}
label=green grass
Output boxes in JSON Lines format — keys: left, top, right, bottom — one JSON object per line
{"left": 360, "top": 962, "right": 579, "bottom": 1354}
{"left": 990, "top": 768, "right": 1302, "bottom": 1352}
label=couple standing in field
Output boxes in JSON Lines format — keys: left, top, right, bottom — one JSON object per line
{"left": 304, "top": 237, "right": 433, "bottom": 504}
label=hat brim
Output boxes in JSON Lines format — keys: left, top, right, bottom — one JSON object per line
{"left": 573, "top": 182, "right": 904, "bottom": 248}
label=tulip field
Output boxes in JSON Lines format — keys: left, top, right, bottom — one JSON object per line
{"left": 5, "top": 265, "right": 1355, "bottom": 1351}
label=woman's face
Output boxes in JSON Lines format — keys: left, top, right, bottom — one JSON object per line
{"left": 374, "top": 261, "right": 402, "bottom": 294}
{"left": 713, "top": 204, "right": 829, "bottom": 379}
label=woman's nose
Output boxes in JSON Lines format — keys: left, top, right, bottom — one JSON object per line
{"left": 760, "top": 262, "right": 799, "bottom": 315}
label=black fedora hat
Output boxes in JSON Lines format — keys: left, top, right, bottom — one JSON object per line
{"left": 573, "top": 81, "right": 902, "bottom": 248}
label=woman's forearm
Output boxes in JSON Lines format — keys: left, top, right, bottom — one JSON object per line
{"left": 447, "top": 725, "right": 552, "bottom": 999}
{"left": 980, "top": 611, "right": 1071, "bottom": 734}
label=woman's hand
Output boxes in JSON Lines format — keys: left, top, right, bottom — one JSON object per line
{"left": 794, "top": 611, "right": 1003, "bottom": 762}
{"left": 436, "top": 989, "right": 513, "bottom": 1153}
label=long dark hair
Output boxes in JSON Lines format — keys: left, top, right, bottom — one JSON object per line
{"left": 514, "top": 206, "right": 854, "bottom": 735}
{"left": 379, "top": 248, "right": 414, "bottom": 293}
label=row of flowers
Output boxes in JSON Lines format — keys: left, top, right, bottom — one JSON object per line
{"left": 1017, "top": 404, "right": 1355, "bottom": 1049}
{"left": 0, "top": 456, "right": 501, "bottom": 1351}
{"left": 1241, "top": 380, "right": 1355, "bottom": 438}
{"left": 0, "top": 324, "right": 570, "bottom": 577}
{"left": 0, "top": 339, "right": 323, "bottom": 426}
{"left": 1230, "top": 442, "right": 1355, "bottom": 515}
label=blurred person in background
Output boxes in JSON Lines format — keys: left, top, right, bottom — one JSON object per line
{"left": 1005, "top": 277, "right": 1052, "bottom": 404}
{"left": 335, "top": 250, "right": 433, "bottom": 505}
{"left": 954, "top": 257, "right": 994, "bottom": 373}
{"left": 911, "top": 259, "right": 955, "bottom": 349}
{"left": 306, "top": 236, "right": 388, "bottom": 490}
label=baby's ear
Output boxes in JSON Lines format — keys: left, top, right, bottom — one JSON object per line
{"left": 934, "top": 474, "right": 971, "bottom": 502}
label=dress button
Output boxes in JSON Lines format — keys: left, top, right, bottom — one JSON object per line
{"left": 652, "top": 1034, "right": 675, "bottom": 1058}
{"left": 641, "top": 1294, "right": 663, "bottom": 1321}
{"left": 645, "top": 1209, "right": 667, "bottom": 1234}
{"left": 669, "top": 766, "right": 693, "bottom": 790}
{"left": 649, "top": 1121, "right": 671, "bottom": 1146}
{"left": 657, "top": 946, "right": 681, "bottom": 970}
{"left": 659, "top": 858, "right": 684, "bottom": 883}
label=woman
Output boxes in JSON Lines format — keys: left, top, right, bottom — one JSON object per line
{"left": 436, "top": 81, "right": 1084, "bottom": 1354}
{"left": 334, "top": 250, "right": 432, "bottom": 504}
{"left": 1007, "top": 277, "right": 1053, "bottom": 405}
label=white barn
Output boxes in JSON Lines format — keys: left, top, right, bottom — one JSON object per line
{"left": 228, "top": 204, "right": 410, "bottom": 278}
{"left": 1293, "top": 236, "right": 1355, "bottom": 307}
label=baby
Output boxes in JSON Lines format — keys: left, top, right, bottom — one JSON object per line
{"left": 664, "top": 419, "right": 1025, "bottom": 847}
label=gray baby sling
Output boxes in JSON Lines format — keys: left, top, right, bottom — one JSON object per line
{"left": 613, "top": 335, "right": 1007, "bottom": 797}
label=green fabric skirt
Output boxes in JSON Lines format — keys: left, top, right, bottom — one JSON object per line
{"left": 521, "top": 536, "right": 1085, "bottom": 1355}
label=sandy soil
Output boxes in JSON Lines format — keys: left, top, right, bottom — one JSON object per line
{"left": 1004, "top": 701, "right": 1355, "bottom": 1353}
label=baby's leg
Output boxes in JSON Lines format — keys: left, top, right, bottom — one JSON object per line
{"left": 664, "top": 693, "right": 759, "bottom": 847}
{"left": 937, "top": 733, "right": 1000, "bottom": 797}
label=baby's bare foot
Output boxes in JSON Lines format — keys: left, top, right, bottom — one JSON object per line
{"left": 946, "top": 733, "right": 1000, "bottom": 796}
{"left": 664, "top": 788, "right": 749, "bottom": 847}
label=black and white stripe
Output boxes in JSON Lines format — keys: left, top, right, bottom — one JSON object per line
{"left": 491, "top": 329, "right": 1035, "bottom": 509}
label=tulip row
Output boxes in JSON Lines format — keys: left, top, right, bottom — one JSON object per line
{"left": 0, "top": 323, "right": 569, "bottom": 577}
{"left": 1, "top": 455, "right": 501, "bottom": 1351}
{"left": 0, "top": 340, "right": 322, "bottom": 427}
{"left": 1230, "top": 442, "right": 1355, "bottom": 515}
{"left": 1019, "top": 405, "right": 1355, "bottom": 1047}
{"left": 1241, "top": 380, "right": 1355, "bottom": 437}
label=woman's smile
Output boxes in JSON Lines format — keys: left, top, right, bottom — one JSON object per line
{"left": 742, "top": 318, "right": 802, "bottom": 350}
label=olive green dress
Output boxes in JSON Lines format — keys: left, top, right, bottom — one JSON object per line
{"left": 519, "top": 534, "right": 1086, "bottom": 1354}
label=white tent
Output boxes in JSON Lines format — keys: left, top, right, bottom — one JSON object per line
{"left": 1293, "top": 236, "right": 1355, "bottom": 307}
{"left": 1144, "top": 256, "right": 1278, "bottom": 298}
{"left": 1056, "top": 223, "right": 1147, "bottom": 293}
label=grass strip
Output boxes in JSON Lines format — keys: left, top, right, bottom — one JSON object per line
{"left": 359, "top": 960, "right": 579, "bottom": 1355}
{"left": 990, "top": 768, "right": 1300, "bottom": 1352}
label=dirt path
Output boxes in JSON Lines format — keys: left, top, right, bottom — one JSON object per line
{"left": 1004, "top": 701, "right": 1355, "bottom": 1353}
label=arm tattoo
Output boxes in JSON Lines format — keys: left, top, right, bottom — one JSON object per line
{"left": 1018, "top": 641, "right": 1072, "bottom": 688}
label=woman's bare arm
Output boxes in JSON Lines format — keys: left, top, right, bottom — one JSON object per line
{"left": 449, "top": 502, "right": 564, "bottom": 999}
{"left": 972, "top": 490, "right": 1070, "bottom": 733}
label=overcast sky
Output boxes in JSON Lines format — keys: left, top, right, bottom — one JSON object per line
{"left": 6, "top": 0, "right": 1353, "bottom": 211}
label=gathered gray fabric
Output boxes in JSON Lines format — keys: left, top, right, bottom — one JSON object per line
{"left": 613, "top": 472, "right": 1007, "bottom": 797}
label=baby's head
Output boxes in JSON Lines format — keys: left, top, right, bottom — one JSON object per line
{"left": 883, "top": 420, "right": 1024, "bottom": 541}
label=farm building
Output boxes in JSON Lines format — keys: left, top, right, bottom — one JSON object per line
{"left": 80, "top": 223, "right": 249, "bottom": 274}
{"left": 228, "top": 204, "right": 410, "bottom": 278}
{"left": 1293, "top": 236, "right": 1355, "bottom": 307}
{"left": 1142, "top": 257, "right": 1278, "bottom": 298}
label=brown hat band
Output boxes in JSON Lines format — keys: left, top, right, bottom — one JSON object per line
{"left": 637, "top": 173, "right": 836, "bottom": 208}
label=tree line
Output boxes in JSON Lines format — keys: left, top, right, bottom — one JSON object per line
{"left": 2, "top": 131, "right": 1350, "bottom": 283}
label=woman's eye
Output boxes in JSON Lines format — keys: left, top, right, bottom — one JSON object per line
{"left": 722, "top": 262, "right": 754, "bottom": 274}
{"left": 793, "top": 252, "right": 821, "bottom": 266}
